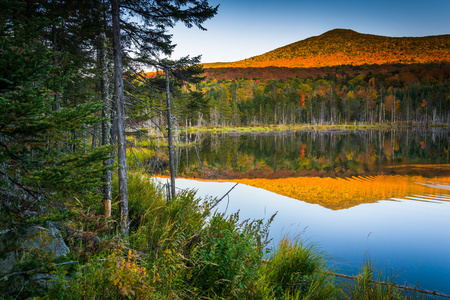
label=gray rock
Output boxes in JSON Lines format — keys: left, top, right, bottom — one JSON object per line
{"left": 31, "top": 273, "right": 58, "bottom": 289}
{"left": 0, "top": 222, "right": 70, "bottom": 276}
{"left": 0, "top": 251, "right": 16, "bottom": 275}
{"left": 0, "top": 229, "right": 17, "bottom": 275}
{"left": 21, "top": 221, "right": 70, "bottom": 258}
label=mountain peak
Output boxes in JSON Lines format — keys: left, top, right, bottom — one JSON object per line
{"left": 320, "top": 28, "right": 359, "bottom": 36}
{"left": 204, "top": 29, "right": 450, "bottom": 69}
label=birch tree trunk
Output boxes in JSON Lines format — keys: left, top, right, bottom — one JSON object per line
{"left": 112, "top": 0, "right": 128, "bottom": 235}
{"left": 100, "top": 30, "right": 113, "bottom": 218}
{"left": 165, "top": 68, "right": 176, "bottom": 200}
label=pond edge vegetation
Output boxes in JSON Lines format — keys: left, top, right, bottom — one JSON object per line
{"left": 1, "top": 171, "right": 448, "bottom": 299}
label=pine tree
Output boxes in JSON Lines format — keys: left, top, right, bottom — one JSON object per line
{"left": 0, "top": 3, "right": 111, "bottom": 228}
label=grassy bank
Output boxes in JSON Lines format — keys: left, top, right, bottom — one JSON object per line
{"left": 183, "top": 122, "right": 449, "bottom": 134}
{"left": 130, "top": 122, "right": 449, "bottom": 139}
{"left": 9, "top": 172, "right": 435, "bottom": 299}
{"left": 188, "top": 124, "right": 388, "bottom": 134}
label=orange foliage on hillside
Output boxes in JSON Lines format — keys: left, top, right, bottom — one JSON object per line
{"left": 204, "top": 29, "right": 450, "bottom": 72}
{"left": 203, "top": 63, "right": 450, "bottom": 81}
{"left": 207, "top": 51, "right": 450, "bottom": 69}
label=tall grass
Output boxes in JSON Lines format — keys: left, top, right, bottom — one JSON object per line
{"left": 37, "top": 171, "right": 438, "bottom": 299}
{"left": 261, "top": 238, "right": 338, "bottom": 299}
{"left": 341, "top": 258, "right": 421, "bottom": 300}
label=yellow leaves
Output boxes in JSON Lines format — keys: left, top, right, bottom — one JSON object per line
{"left": 346, "top": 90, "right": 355, "bottom": 100}
{"left": 384, "top": 94, "right": 397, "bottom": 112}
{"left": 153, "top": 272, "right": 161, "bottom": 283}
{"left": 108, "top": 246, "right": 153, "bottom": 299}
{"left": 346, "top": 152, "right": 354, "bottom": 160}
{"left": 235, "top": 175, "right": 450, "bottom": 210}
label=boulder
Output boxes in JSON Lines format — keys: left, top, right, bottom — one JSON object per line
{"left": 21, "top": 221, "right": 70, "bottom": 258}
{"left": 0, "top": 222, "right": 70, "bottom": 276}
{"left": 0, "top": 229, "right": 17, "bottom": 275}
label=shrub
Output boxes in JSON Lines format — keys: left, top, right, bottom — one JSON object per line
{"left": 36, "top": 172, "right": 430, "bottom": 299}
{"left": 47, "top": 246, "right": 156, "bottom": 299}
{"left": 262, "top": 238, "right": 337, "bottom": 299}
{"left": 188, "top": 212, "right": 272, "bottom": 298}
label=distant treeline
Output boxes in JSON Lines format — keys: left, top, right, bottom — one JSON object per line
{"left": 183, "top": 63, "right": 450, "bottom": 127}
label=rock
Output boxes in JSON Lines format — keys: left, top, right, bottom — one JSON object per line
{"left": 0, "top": 229, "right": 17, "bottom": 275}
{"left": 31, "top": 273, "right": 59, "bottom": 289}
{"left": 0, "top": 250, "right": 16, "bottom": 275}
{"left": 21, "top": 221, "right": 70, "bottom": 259}
{"left": 0, "top": 222, "right": 70, "bottom": 276}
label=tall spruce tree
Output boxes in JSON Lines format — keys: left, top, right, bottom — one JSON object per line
{"left": 111, "top": 0, "right": 218, "bottom": 231}
{"left": 0, "top": 1, "right": 111, "bottom": 228}
{"left": 0, "top": 0, "right": 218, "bottom": 233}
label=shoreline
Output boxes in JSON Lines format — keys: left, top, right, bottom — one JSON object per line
{"left": 130, "top": 123, "right": 449, "bottom": 136}
{"left": 188, "top": 123, "right": 449, "bottom": 134}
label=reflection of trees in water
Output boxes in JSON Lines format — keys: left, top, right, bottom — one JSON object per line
{"left": 175, "top": 129, "right": 449, "bottom": 179}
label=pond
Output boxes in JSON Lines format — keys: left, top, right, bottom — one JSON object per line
{"left": 155, "top": 128, "right": 450, "bottom": 294}
{"left": 171, "top": 128, "right": 449, "bottom": 181}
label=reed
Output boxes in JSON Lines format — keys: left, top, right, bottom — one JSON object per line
{"left": 261, "top": 238, "right": 338, "bottom": 299}
{"left": 342, "top": 258, "right": 410, "bottom": 300}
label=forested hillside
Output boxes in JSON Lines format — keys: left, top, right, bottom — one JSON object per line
{"left": 204, "top": 29, "right": 450, "bottom": 69}
{"left": 171, "top": 29, "right": 450, "bottom": 127}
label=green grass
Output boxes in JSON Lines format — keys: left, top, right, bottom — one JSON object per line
{"left": 176, "top": 121, "right": 450, "bottom": 135}
{"left": 260, "top": 238, "right": 338, "bottom": 299}
{"left": 182, "top": 123, "right": 418, "bottom": 134}
{"left": 342, "top": 259, "right": 418, "bottom": 300}
{"left": 22, "top": 171, "right": 437, "bottom": 299}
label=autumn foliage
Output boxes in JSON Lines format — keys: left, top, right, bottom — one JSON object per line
{"left": 204, "top": 29, "right": 450, "bottom": 70}
{"left": 235, "top": 175, "right": 450, "bottom": 210}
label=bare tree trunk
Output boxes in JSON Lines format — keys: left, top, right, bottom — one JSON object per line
{"left": 91, "top": 125, "right": 96, "bottom": 148}
{"left": 165, "top": 68, "right": 176, "bottom": 200}
{"left": 233, "top": 94, "right": 237, "bottom": 126}
{"left": 366, "top": 96, "right": 369, "bottom": 124}
{"left": 379, "top": 85, "right": 383, "bottom": 124}
{"left": 112, "top": 0, "right": 128, "bottom": 235}
{"left": 407, "top": 102, "right": 409, "bottom": 126}
{"left": 100, "top": 30, "right": 112, "bottom": 218}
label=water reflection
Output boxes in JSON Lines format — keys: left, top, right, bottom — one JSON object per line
{"left": 173, "top": 178, "right": 450, "bottom": 295}
{"left": 149, "top": 128, "right": 450, "bottom": 294}
{"left": 235, "top": 175, "right": 450, "bottom": 209}
{"left": 172, "top": 128, "right": 450, "bottom": 179}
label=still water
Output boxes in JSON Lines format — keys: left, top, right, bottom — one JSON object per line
{"left": 157, "top": 128, "right": 450, "bottom": 294}
{"left": 171, "top": 128, "right": 449, "bottom": 180}
{"left": 173, "top": 178, "right": 450, "bottom": 295}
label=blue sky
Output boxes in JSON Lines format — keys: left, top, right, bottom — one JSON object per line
{"left": 168, "top": 0, "right": 450, "bottom": 63}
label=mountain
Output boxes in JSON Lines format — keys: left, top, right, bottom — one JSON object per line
{"left": 203, "top": 29, "right": 450, "bottom": 70}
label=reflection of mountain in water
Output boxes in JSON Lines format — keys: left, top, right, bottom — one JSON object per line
{"left": 173, "top": 128, "right": 450, "bottom": 180}
{"left": 234, "top": 175, "right": 450, "bottom": 210}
